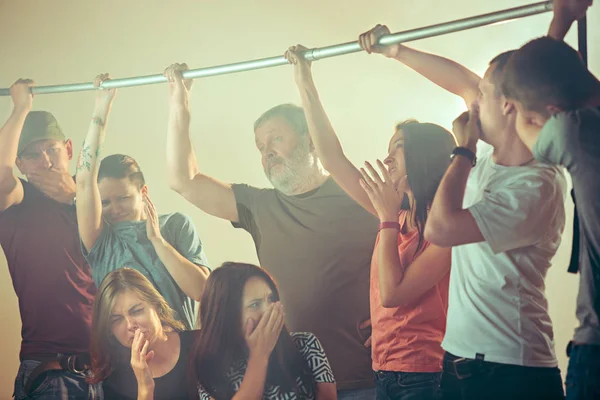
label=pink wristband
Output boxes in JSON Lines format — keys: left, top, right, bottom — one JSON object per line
{"left": 378, "top": 221, "right": 400, "bottom": 231}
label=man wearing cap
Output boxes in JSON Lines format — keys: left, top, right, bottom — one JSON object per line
{"left": 0, "top": 79, "right": 97, "bottom": 399}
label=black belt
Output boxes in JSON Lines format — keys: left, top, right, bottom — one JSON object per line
{"left": 443, "top": 355, "right": 523, "bottom": 380}
{"left": 566, "top": 341, "right": 600, "bottom": 357}
{"left": 444, "top": 356, "right": 482, "bottom": 380}
{"left": 24, "top": 353, "right": 90, "bottom": 395}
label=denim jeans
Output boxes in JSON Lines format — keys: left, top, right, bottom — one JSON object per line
{"left": 13, "top": 359, "right": 102, "bottom": 400}
{"left": 439, "top": 352, "right": 564, "bottom": 400}
{"left": 566, "top": 343, "right": 600, "bottom": 400}
{"left": 374, "top": 370, "right": 441, "bottom": 400}
{"left": 337, "top": 387, "right": 377, "bottom": 400}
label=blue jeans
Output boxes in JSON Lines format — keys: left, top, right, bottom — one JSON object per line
{"left": 13, "top": 360, "right": 102, "bottom": 400}
{"left": 440, "top": 352, "right": 564, "bottom": 400}
{"left": 374, "top": 371, "right": 441, "bottom": 400}
{"left": 566, "top": 343, "right": 600, "bottom": 400}
{"left": 337, "top": 387, "right": 377, "bottom": 400}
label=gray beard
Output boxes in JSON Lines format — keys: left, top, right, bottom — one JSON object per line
{"left": 264, "top": 147, "right": 324, "bottom": 195}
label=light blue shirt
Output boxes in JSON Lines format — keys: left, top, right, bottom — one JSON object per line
{"left": 84, "top": 212, "right": 209, "bottom": 329}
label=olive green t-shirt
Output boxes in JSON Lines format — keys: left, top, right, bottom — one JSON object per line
{"left": 232, "top": 178, "right": 378, "bottom": 390}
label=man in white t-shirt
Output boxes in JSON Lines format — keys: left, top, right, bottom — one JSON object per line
{"left": 424, "top": 61, "right": 567, "bottom": 399}
{"left": 421, "top": 34, "right": 567, "bottom": 400}
{"left": 356, "top": 13, "right": 569, "bottom": 400}
{"left": 499, "top": 2, "right": 598, "bottom": 399}
{"left": 428, "top": 108, "right": 566, "bottom": 399}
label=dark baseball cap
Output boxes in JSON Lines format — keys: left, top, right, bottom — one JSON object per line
{"left": 17, "top": 111, "right": 66, "bottom": 156}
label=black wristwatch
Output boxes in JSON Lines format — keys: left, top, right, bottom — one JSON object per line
{"left": 451, "top": 146, "right": 477, "bottom": 167}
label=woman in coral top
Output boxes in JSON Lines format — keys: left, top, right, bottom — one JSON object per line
{"left": 286, "top": 40, "right": 455, "bottom": 399}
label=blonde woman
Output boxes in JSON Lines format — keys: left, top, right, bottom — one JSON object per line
{"left": 89, "top": 268, "right": 197, "bottom": 400}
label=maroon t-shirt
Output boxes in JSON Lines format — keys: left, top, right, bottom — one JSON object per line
{"left": 0, "top": 179, "right": 96, "bottom": 359}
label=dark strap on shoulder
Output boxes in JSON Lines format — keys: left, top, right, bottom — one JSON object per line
{"left": 568, "top": 189, "right": 580, "bottom": 274}
{"left": 578, "top": 17, "right": 587, "bottom": 67}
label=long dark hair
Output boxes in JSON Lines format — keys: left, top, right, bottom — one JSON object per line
{"left": 397, "top": 120, "right": 456, "bottom": 254}
{"left": 88, "top": 268, "right": 185, "bottom": 384}
{"left": 189, "top": 262, "right": 316, "bottom": 400}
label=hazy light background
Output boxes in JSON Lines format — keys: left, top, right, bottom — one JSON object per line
{"left": 0, "top": 0, "right": 598, "bottom": 396}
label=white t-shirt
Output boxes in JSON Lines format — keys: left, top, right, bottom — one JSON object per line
{"left": 442, "top": 148, "right": 567, "bottom": 367}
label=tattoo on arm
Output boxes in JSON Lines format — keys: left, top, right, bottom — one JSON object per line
{"left": 76, "top": 117, "right": 106, "bottom": 173}
{"left": 76, "top": 143, "right": 93, "bottom": 172}
{"left": 92, "top": 117, "right": 105, "bottom": 127}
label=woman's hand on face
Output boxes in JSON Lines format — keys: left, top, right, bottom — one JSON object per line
{"left": 143, "top": 193, "right": 164, "bottom": 243}
{"left": 130, "top": 329, "right": 156, "bottom": 394}
{"left": 359, "top": 160, "right": 404, "bottom": 222}
{"left": 244, "top": 302, "right": 285, "bottom": 360}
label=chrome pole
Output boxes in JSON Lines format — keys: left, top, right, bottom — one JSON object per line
{"left": 0, "top": 1, "right": 553, "bottom": 96}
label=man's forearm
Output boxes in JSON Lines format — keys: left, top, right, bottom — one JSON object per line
{"left": 392, "top": 46, "right": 481, "bottom": 105}
{"left": 0, "top": 107, "right": 28, "bottom": 183}
{"left": 548, "top": 13, "right": 576, "bottom": 40}
{"left": 427, "top": 157, "right": 472, "bottom": 237}
{"left": 166, "top": 102, "right": 199, "bottom": 190}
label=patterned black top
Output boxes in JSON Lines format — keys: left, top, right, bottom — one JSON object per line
{"left": 198, "top": 332, "right": 335, "bottom": 400}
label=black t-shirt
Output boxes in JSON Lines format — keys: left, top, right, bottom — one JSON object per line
{"left": 102, "top": 330, "right": 197, "bottom": 400}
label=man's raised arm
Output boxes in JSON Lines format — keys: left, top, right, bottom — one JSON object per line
{"left": 164, "top": 63, "right": 239, "bottom": 223}
{"left": 360, "top": 24, "right": 482, "bottom": 107}
{"left": 548, "top": 0, "right": 592, "bottom": 40}
{"left": 0, "top": 80, "right": 33, "bottom": 212}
